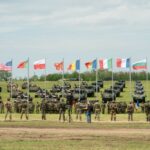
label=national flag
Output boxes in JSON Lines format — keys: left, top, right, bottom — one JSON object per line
{"left": 17, "top": 60, "right": 28, "bottom": 69}
{"left": 92, "top": 59, "right": 97, "bottom": 70}
{"left": 34, "top": 59, "right": 46, "bottom": 70}
{"left": 99, "top": 58, "right": 112, "bottom": 70}
{"left": 85, "top": 59, "right": 97, "bottom": 70}
{"left": 85, "top": 62, "right": 92, "bottom": 69}
{"left": 54, "top": 61, "right": 64, "bottom": 71}
{"left": 116, "top": 58, "right": 131, "bottom": 68}
{"left": 67, "top": 60, "right": 80, "bottom": 71}
{"left": 0, "top": 64, "right": 5, "bottom": 70}
{"left": 4, "top": 60, "right": 12, "bottom": 71}
{"left": 132, "top": 59, "right": 147, "bottom": 70}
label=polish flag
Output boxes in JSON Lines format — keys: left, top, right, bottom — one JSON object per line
{"left": 34, "top": 59, "right": 46, "bottom": 70}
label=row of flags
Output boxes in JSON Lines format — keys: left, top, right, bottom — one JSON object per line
{"left": 55, "top": 58, "right": 147, "bottom": 71}
{"left": 0, "top": 58, "right": 147, "bottom": 72}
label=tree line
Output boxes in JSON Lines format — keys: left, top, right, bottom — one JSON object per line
{"left": 0, "top": 70, "right": 149, "bottom": 81}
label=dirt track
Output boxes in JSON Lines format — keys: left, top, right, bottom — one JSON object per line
{"left": 0, "top": 127, "right": 150, "bottom": 140}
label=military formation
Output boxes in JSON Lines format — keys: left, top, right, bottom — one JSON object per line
{"left": 0, "top": 80, "right": 150, "bottom": 122}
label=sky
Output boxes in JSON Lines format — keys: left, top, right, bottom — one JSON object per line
{"left": 0, "top": 0, "right": 150, "bottom": 78}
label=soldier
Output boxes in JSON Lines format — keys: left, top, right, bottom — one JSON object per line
{"left": 20, "top": 100, "right": 29, "bottom": 120}
{"left": 101, "top": 102, "right": 106, "bottom": 114}
{"left": 110, "top": 101, "right": 117, "bottom": 121}
{"left": 127, "top": 102, "right": 134, "bottom": 121}
{"left": 145, "top": 101, "right": 150, "bottom": 122}
{"left": 141, "top": 102, "right": 145, "bottom": 113}
{"left": 94, "top": 101, "right": 101, "bottom": 121}
{"left": 66, "top": 92, "right": 73, "bottom": 123}
{"left": 36, "top": 102, "right": 40, "bottom": 113}
{"left": 0, "top": 96, "right": 4, "bottom": 113}
{"left": 75, "top": 101, "right": 82, "bottom": 121}
{"left": 40, "top": 99, "right": 47, "bottom": 120}
{"left": 107, "top": 101, "right": 111, "bottom": 114}
{"left": 58, "top": 99, "right": 66, "bottom": 122}
{"left": 5, "top": 98, "right": 12, "bottom": 121}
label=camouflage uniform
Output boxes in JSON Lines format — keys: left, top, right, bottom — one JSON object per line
{"left": 0, "top": 100, "right": 4, "bottom": 113}
{"left": 101, "top": 102, "right": 106, "bottom": 114}
{"left": 66, "top": 93, "right": 73, "bottom": 123}
{"left": 107, "top": 102, "right": 111, "bottom": 114}
{"left": 20, "top": 101, "right": 29, "bottom": 120}
{"left": 75, "top": 102, "right": 82, "bottom": 121}
{"left": 145, "top": 102, "right": 150, "bottom": 122}
{"left": 36, "top": 102, "right": 40, "bottom": 114}
{"left": 58, "top": 100, "right": 66, "bottom": 122}
{"left": 40, "top": 99, "right": 47, "bottom": 120}
{"left": 141, "top": 102, "right": 145, "bottom": 113}
{"left": 94, "top": 102, "right": 101, "bottom": 121}
{"left": 110, "top": 101, "right": 117, "bottom": 121}
{"left": 127, "top": 102, "right": 134, "bottom": 121}
{"left": 5, "top": 98, "right": 12, "bottom": 121}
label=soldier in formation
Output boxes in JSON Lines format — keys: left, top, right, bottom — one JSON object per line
{"left": 5, "top": 98, "right": 12, "bottom": 121}
{"left": 75, "top": 101, "right": 82, "bottom": 121}
{"left": 86, "top": 101, "right": 93, "bottom": 123}
{"left": 94, "top": 101, "right": 101, "bottom": 121}
{"left": 66, "top": 92, "right": 73, "bottom": 123}
{"left": 110, "top": 101, "right": 117, "bottom": 121}
{"left": 58, "top": 99, "right": 66, "bottom": 122}
{"left": 145, "top": 101, "right": 150, "bottom": 122}
{"left": 36, "top": 102, "right": 40, "bottom": 113}
{"left": 20, "top": 100, "right": 29, "bottom": 120}
{"left": 127, "top": 102, "right": 134, "bottom": 121}
{"left": 101, "top": 102, "right": 106, "bottom": 114}
{"left": 0, "top": 96, "right": 4, "bottom": 113}
{"left": 40, "top": 99, "right": 47, "bottom": 120}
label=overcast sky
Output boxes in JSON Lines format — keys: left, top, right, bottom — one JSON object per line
{"left": 0, "top": 0, "right": 150, "bottom": 77}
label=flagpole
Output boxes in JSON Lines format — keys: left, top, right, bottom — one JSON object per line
{"left": 10, "top": 59, "right": 13, "bottom": 100}
{"left": 129, "top": 57, "right": 132, "bottom": 101}
{"left": 27, "top": 57, "right": 30, "bottom": 116}
{"left": 146, "top": 58, "right": 148, "bottom": 100}
{"left": 62, "top": 58, "right": 64, "bottom": 97}
{"left": 79, "top": 58, "right": 81, "bottom": 102}
{"left": 44, "top": 58, "right": 47, "bottom": 99}
{"left": 111, "top": 59, "right": 114, "bottom": 99}
{"left": 96, "top": 58, "right": 98, "bottom": 100}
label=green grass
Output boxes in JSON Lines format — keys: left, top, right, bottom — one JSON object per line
{"left": 0, "top": 80, "right": 150, "bottom": 103}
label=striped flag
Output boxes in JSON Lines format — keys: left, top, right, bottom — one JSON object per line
{"left": 99, "top": 58, "right": 112, "bottom": 70}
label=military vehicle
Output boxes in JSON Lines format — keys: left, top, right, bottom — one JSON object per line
{"left": 91, "top": 82, "right": 100, "bottom": 92}
{"left": 29, "top": 84, "right": 41, "bottom": 92}
{"left": 114, "top": 82, "right": 124, "bottom": 92}
{"left": 73, "top": 88, "right": 87, "bottom": 102}
{"left": 133, "top": 92, "right": 146, "bottom": 103}
{"left": 101, "top": 89, "right": 116, "bottom": 103}
{"left": 97, "top": 80, "right": 104, "bottom": 88}
{"left": 22, "top": 82, "right": 28, "bottom": 89}
{"left": 50, "top": 85, "right": 61, "bottom": 93}
{"left": 85, "top": 86, "right": 95, "bottom": 97}
{"left": 109, "top": 87, "right": 120, "bottom": 97}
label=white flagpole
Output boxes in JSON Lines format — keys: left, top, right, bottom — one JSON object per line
{"left": 62, "top": 58, "right": 64, "bottom": 97}
{"left": 146, "top": 58, "right": 148, "bottom": 100}
{"left": 27, "top": 57, "right": 30, "bottom": 115}
{"left": 96, "top": 58, "right": 98, "bottom": 100}
{"left": 129, "top": 57, "right": 132, "bottom": 100}
{"left": 44, "top": 58, "right": 47, "bottom": 99}
{"left": 111, "top": 59, "right": 114, "bottom": 99}
{"left": 10, "top": 59, "right": 13, "bottom": 100}
{"left": 79, "top": 59, "right": 81, "bottom": 102}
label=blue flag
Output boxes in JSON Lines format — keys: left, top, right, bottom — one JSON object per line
{"left": 76, "top": 59, "right": 80, "bottom": 71}
{"left": 92, "top": 59, "right": 97, "bottom": 70}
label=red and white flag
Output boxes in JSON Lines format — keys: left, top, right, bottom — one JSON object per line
{"left": 34, "top": 59, "right": 46, "bottom": 70}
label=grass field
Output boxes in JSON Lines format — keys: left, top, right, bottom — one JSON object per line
{"left": 0, "top": 80, "right": 150, "bottom": 150}
{"left": 0, "top": 80, "right": 150, "bottom": 103}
